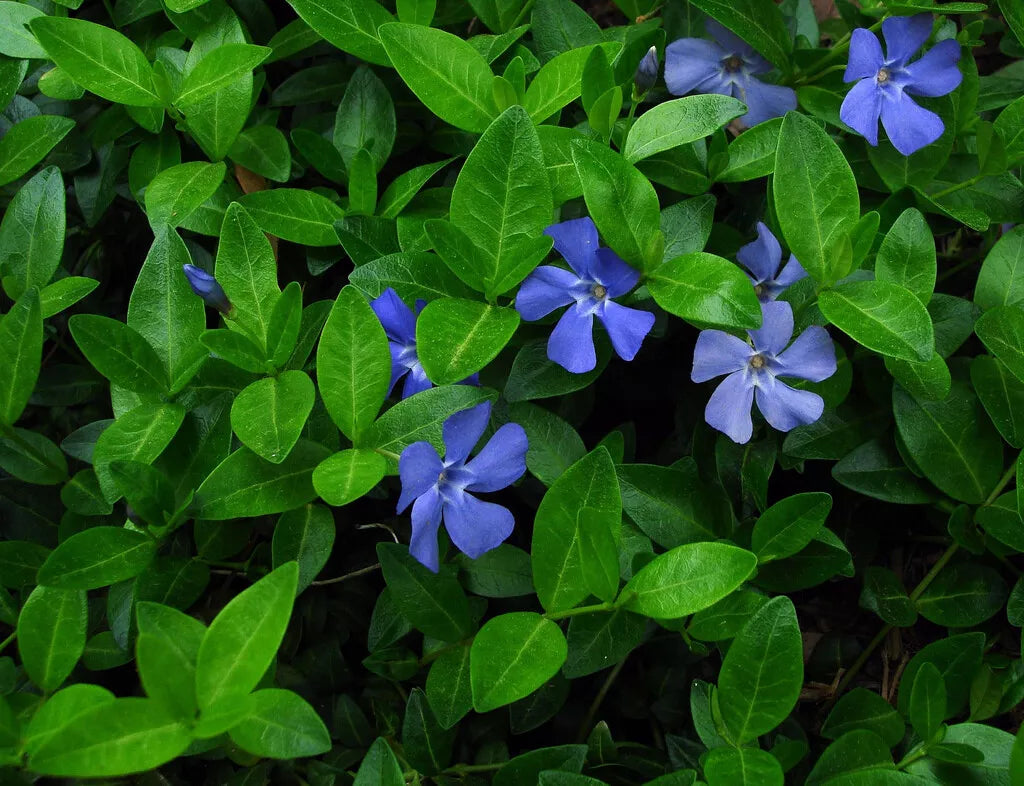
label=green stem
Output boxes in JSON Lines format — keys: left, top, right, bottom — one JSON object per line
{"left": 443, "top": 762, "right": 506, "bottom": 775}
{"left": 508, "top": 0, "right": 536, "bottom": 29}
{"left": 310, "top": 563, "right": 380, "bottom": 586}
{"left": 576, "top": 655, "right": 628, "bottom": 742}
{"left": 374, "top": 447, "right": 401, "bottom": 462}
{"left": 544, "top": 601, "right": 615, "bottom": 621}
{"left": 895, "top": 745, "right": 929, "bottom": 770}
{"left": 0, "top": 632, "right": 14, "bottom": 654}
{"left": 928, "top": 173, "right": 984, "bottom": 200}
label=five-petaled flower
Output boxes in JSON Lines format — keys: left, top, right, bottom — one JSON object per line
{"left": 370, "top": 287, "right": 477, "bottom": 399}
{"left": 738, "top": 222, "right": 808, "bottom": 302}
{"left": 840, "top": 14, "right": 962, "bottom": 156}
{"left": 182, "top": 264, "right": 232, "bottom": 315}
{"left": 692, "top": 301, "right": 836, "bottom": 444}
{"left": 397, "top": 401, "right": 527, "bottom": 572}
{"left": 664, "top": 19, "right": 796, "bottom": 127}
{"left": 515, "top": 217, "right": 655, "bottom": 374}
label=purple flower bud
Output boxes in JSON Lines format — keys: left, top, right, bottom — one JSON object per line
{"left": 182, "top": 264, "right": 232, "bottom": 314}
{"left": 634, "top": 45, "right": 660, "bottom": 93}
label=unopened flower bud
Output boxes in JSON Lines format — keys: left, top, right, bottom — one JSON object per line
{"left": 634, "top": 46, "right": 659, "bottom": 94}
{"left": 183, "top": 264, "right": 232, "bottom": 314}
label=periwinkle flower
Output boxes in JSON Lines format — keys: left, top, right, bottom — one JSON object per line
{"left": 370, "top": 288, "right": 478, "bottom": 399}
{"left": 397, "top": 401, "right": 527, "bottom": 572}
{"left": 738, "top": 222, "right": 807, "bottom": 302}
{"left": 634, "top": 45, "right": 660, "bottom": 94}
{"left": 840, "top": 14, "right": 962, "bottom": 156}
{"left": 515, "top": 217, "right": 655, "bottom": 374}
{"left": 692, "top": 301, "right": 837, "bottom": 444}
{"left": 182, "top": 264, "right": 232, "bottom": 314}
{"left": 664, "top": 19, "right": 796, "bottom": 127}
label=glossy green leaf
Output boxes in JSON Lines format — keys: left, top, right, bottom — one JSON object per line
{"left": 915, "top": 562, "right": 1008, "bottom": 627}
{"left": 231, "top": 371, "right": 315, "bottom": 463}
{"left": 426, "top": 645, "right": 473, "bottom": 729}
{"left": 875, "top": 208, "right": 936, "bottom": 304}
{"left": 229, "top": 689, "right": 331, "bottom": 758}
{"left": 313, "top": 448, "right": 385, "bottom": 506}
{"left": 285, "top": 0, "right": 394, "bottom": 66}
{"left": 416, "top": 299, "right": 520, "bottom": 386}
{"left": 648, "top": 251, "right": 761, "bottom": 329}
{"left": 377, "top": 541, "right": 472, "bottom": 642}
{"left": 334, "top": 65, "right": 396, "bottom": 173}
{"left": 92, "top": 402, "right": 185, "bottom": 503}
{"left": 819, "top": 280, "right": 934, "bottom": 362}
{"left": 238, "top": 189, "right": 344, "bottom": 247}
{"left": 523, "top": 43, "right": 620, "bottom": 124}
{"left": 17, "top": 585, "right": 87, "bottom": 692}
{"left": 623, "top": 94, "right": 746, "bottom": 163}
{"left": 0, "top": 287, "right": 41, "bottom": 427}
{"left": 975, "top": 225, "right": 1024, "bottom": 310}
{"left": 353, "top": 737, "right": 405, "bottom": 786}
{"left": 909, "top": 662, "right": 945, "bottom": 742}
{"left": 751, "top": 492, "right": 832, "bottom": 563}
{"left": 0, "top": 167, "right": 65, "bottom": 300}
{"left": 976, "top": 305, "right": 1024, "bottom": 383}
{"left": 37, "top": 527, "right": 156, "bottom": 590}
{"left": 272, "top": 504, "right": 335, "bottom": 593}
{"left": 175, "top": 43, "right": 270, "bottom": 106}
{"left": 144, "top": 161, "right": 225, "bottom": 228}
{"left": 688, "top": 0, "right": 791, "bottom": 68}
{"left": 704, "top": 747, "right": 783, "bottom": 786}
{"left": 69, "top": 314, "right": 169, "bottom": 397}
{"left": 821, "top": 688, "right": 906, "bottom": 747}
{"left": 135, "top": 602, "right": 206, "bottom": 720}
{"left": 0, "top": 115, "right": 75, "bottom": 187}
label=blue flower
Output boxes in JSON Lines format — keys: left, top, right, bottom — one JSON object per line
{"left": 370, "top": 288, "right": 478, "bottom": 399}
{"left": 840, "top": 14, "right": 962, "bottom": 156}
{"left": 182, "top": 264, "right": 231, "bottom": 314}
{"left": 737, "top": 222, "right": 808, "bottom": 302}
{"left": 515, "top": 217, "right": 655, "bottom": 374}
{"left": 397, "top": 401, "right": 527, "bottom": 572}
{"left": 664, "top": 19, "right": 796, "bottom": 127}
{"left": 692, "top": 301, "right": 836, "bottom": 444}
{"left": 635, "top": 45, "right": 660, "bottom": 94}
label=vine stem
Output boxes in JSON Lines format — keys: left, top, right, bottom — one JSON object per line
{"left": 544, "top": 601, "right": 616, "bottom": 621}
{"left": 576, "top": 655, "right": 629, "bottom": 742}
{"left": 310, "top": 563, "right": 381, "bottom": 586}
{"left": 830, "top": 462, "right": 1018, "bottom": 701}
{"left": 0, "top": 632, "right": 15, "bottom": 655}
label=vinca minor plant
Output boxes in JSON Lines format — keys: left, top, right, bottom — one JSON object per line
{"left": 0, "top": 0, "right": 1023, "bottom": 783}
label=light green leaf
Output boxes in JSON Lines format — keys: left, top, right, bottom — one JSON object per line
{"left": 0, "top": 167, "right": 65, "bottom": 300}
{"left": 624, "top": 94, "right": 746, "bottom": 163}
{"left": 416, "top": 299, "right": 520, "bottom": 386}
{"left": 312, "top": 448, "right": 386, "bottom": 506}
{"left": 819, "top": 280, "right": 934, "bottom": 362}
{"left": 285, "top": 0, "right": 394, "bottom": 66}
{"left": 0, "top": 115, "right": 75, "bottom": 187}
{"left": 215, "top": 202, "right": 281, "bottom": 347}
{"left": 751, "top": 492, "right": 832, "bottom": 563}
{"left": 144, "top": 161, "right": 226, "bottom": 228}
{"left": 0, "top": 287, "right": 41, "bottom": 427}
{"left": 17, "top": 585, "right": 87, "bottom": 692}
{"left": 229, "top": 689, "right": 331, "bottom": 758}
{"left": 231, "top": 371, "right": 315, "bottom": 463}
{"left": 175, "top": 43, "right": 270, "bottom": 107}
{"left": 37, "top": 527, "right": 156, "bottom": 590}
{"left": 238, "top": 188, "right": 344, "bottom": 247}
{"left": 648, "top": 251, "right": 761, "bottom": 329}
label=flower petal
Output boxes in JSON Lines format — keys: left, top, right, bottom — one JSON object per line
{"left": 882, "top": 13, "right": 933, "bottom": 67}
{"left": 845, "top": 29, "right": 884, "bottom": 81}
{"left": 397, "top": 441, "right": 443, "bottom": 513}
{"left": 665, "top": 37, "right": 726, "bottom": 96}
{"left": 548, "top": 305, "right": 596, "bottom": 373}
{"left": 879, "top": 92, "right": 944, "bottom": 155}
{"left": 704, "top": 370, "right": 755, "bottom": 444}
{"left": 840, "top": 79, "right": 882, "bottom": 146}
{"left": 749, "top": 300, "right": 794, "bottom": 356}
{"left": 735, "top": 78, "right": 796, "bottom": 127}
{"left": 465, "top": 422, "right": 528, "bottom": 492}
{"left": 371, "top": 288, "right": 417, "bottom": 344}
{"left": 545, "top": 217, "right": 599, "bottom": 278}
{"left": 774, "top": 326, "right": 837, "bottom": 382}
{"left": 775, "top": 254, "right": 808, "bottom": 288}
{"left": 692, "top": 330, "right": 752, "bottom": 382}
{"left": 409, "top": 486, "right": 444, "bottom": 572}
{"left": 442, "top": 491, "right": 515, "bottom": 560}
{"left": 904, "top": 39, "right": 962, "bottom": 97}
{"left": 599, "top": 301, "right": 655, "bottom": 362}
{"left": 443, "top": 401, "right": 492, "bottom": 465}
{"left": 754, "top": 378, "right": 825, "bottom": 433}
{"left": 401, "top": 363, "right": 432, "bottom": 399}
{"left": 736, "top": 222, "right": 783, "bottom": 283}
{"left": 592, "top": 248, "right": 640, "bottom": 297}
{"left": 515, "top": 265, "right": 578, "bottom": 321}
{"left": 705, "top": 18, "right": 756, "bottom": 60}
{"left": 386, "top": 342, "right": 409, "bottom": 396}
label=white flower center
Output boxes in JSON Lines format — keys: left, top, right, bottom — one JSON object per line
{"left": 876, "top": 67, "right": 891, "bottom": 84}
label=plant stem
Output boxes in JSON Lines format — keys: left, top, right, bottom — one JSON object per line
{"left": 310, "top": 563, "right": 381, "bottom": 586}
{"left": 544, "top": 601, "right": 615, "bottom": 621}
{"left": 0, "top": 632, "right": 15, "bottom": 654}
{"left": 577, "top": 655, "right": 628, "bottom": 742}
{"left": 443, "top": 762, "right": 506, "bottom": 775}
{"left": 928, "top": 173, "right": 985, "bottom": 200}
{"left": 374, "top": 447, "right": 401, "bottom": 462}
{"left": 895, "top": 745, "right": 928, "bottom": 770}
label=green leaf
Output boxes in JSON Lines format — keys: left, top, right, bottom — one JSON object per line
{"left": 909, "top": 662, "right": 945, "bottom": 742}
{"left": 510, "top": 401, "right": 585, "bottom": 486}
{"left": 69, "top": 314, "right": 169, "bottom": 397}
{"left": 200, "top": 329, "right": 269, "bottom": 374}
{"left": 975, "top": 225, "right": 1024, "bottom": 310}
{"left": 0, "top": 287, "right": 41, "bottom": 427}
{"left": 175, "top": 43, "right": 270, "bottom": 106}
{"left": 532, "top": 447, "right": 621, "bottom": 612}
{"left": 30, "top": 17, "right": 162, "bottom": 106}
{"left": 751, "top": 492, "right": 832, "bottom": 563}
{"left": 143, "top": 161, "right": 225, "bottom": 228}
{"left": 715, "top": 116, "right": 783, "bottom": 182}
{"left": 0, "top": 1, "right": 46, "bottom": 58}
{"left": 860, "top": 566, "right": 917, "bottom": 626}
{"left": 16, "top": 585, "right": 87, "bottom": 692}
{"left": 773, "top": 111, "right": 859, "bottom": 284}
{"left": 523, "top": 43, "right": 620, "bottom": 124}
{"left": 897, "top": 633, "right": 985, "bottom": 717}
{"left": 353, "top": 737, "right": 405, "bottom": 786}
{"left": 893, "top": 373, "right": 1003, "bottom": 504}
{"left": 915, "top": 562, "right": 1007, "bottom": 627}
{"left": 623, "top": 95, "right": 746, "bottom": 163}
{"left": 229, "top": 125, "right": 292, "bottom": 183}
{"left": 505, "top": 338, "right": 609, "bottom": 403}
{"left": 718, "top": 596, "right": 802, "bottom": 744}
{"left": 272, "top": 504, "right": 335, "bottom": 594}
{"left": 470, "top": 612, "right": 567, "bottom": 713}
{"left": 621, "top": 541, "right": 757, "bottom": 618}
{"left": 0, "top": 426, "right": 67, "bottom": 484}
{"left": 402, "top": 688, "right": 455, "bottom": 774}
{"left": 37, "top": 527, "right": 156, "bottom": 590}
{"left": 688, "top": 0, "right": 791, "bottom": 68}
{"left": 0, "top": 540, "right": 50, "bottom": 588}
{"left": 0, "top": 167, "right": 65, "bottom": 300}
{"left": 416, "top": 299, "right": 520, "bottom": 385}
{"left": 704, "top": 747, "right": 783, "bottom": 786}
{"left": 194, "top": 441, "right": 331, "bottom": 520}
{"left": 27, "top": 697, "right": 190, "bottom": 777}
{"left": 572, "top": 137, "right": 662, "bottom": 271}
{"left": 334, "top": 65, "right": 396, "bottom": 173}
{"left": 378, "top": 159, "right": 455, "bottom": 219}
{"left": 648, "top": 251, "right": 761, "bottom": 329}
{"left": 884, "top": 352, "right": 951, "bottom": 402}
{"left": 0, "top": 115, "right": 75, "bottom": 187}
{"left": 819, "top": 280, "right": 934, "bottom": 362}
{"left": 563, "top": 607, "right": 646, "bottom": 678}
{"left": 215, "top": 202, "right": 281, "bottom": 348}
{"left": 231, "top": 371, "right": 315, "bottom": 463}
{"left": 976, "top": 305, "right": 1024, "bottom": 384}
{"left": 285, "top": 0, "right": 394, "bottom": 66}
{"left": 875, "top": 208, "right": 936, "bottom": 304}
{"left": 22, "top": 684, "right": 115, "bottom": 756}
{"left": 238, "top": 189, "right": 344, "bottom": 247}
{"left": 135, "top": 602, "right": 205, "bottom": 720}
{"left": 229, "top": 689, "right": 331, "bottom": 758}
{"left": 688, "top": 589, "right": 769, "bottom": 642}
{"left": 426, "top": 645, "right": 473, "bottom": 729}
{"left": 379, "top": 22, "right": 496, "bottom": 132}
{"left": 317, "top": 286, "right": 390, "bottom": 444}
{"left": 39, "top": 277, "right": 98, "bottom": 320}
{"left": 448, "top": 105, "right": 553, "bottom": 296}
{"left": 195, "top": 562, "right": 298, "bottom": 709}
{"left": 377, "top": 541, "right": 472, "bottom": 642}
{"left": 92, "top": 402, "right": 185, "bottom": 503}
{"left": 972, "top": 355, "right": 1024, "bottom": 448}
{"left": 312, "top": 448, "right": 385, "bottom": 506}
{"left": 821, "top": 688, "right": 906, "bottom": 747}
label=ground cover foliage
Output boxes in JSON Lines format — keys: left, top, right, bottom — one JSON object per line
{"left": 0, "top": 0, "right": 1023, "bottom": 783}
